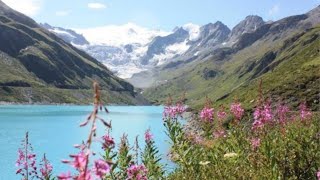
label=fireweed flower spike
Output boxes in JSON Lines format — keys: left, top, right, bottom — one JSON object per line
{"left": 144, "top": 129, "right": 153, "bottom": 143}
{"left": 163, "top": 98, "right": 186, "bottom": 119}
{"left": 39, "top": 154, "right": 53, "bottom": 180}
{"left": 199, "top": 97, "right": 214, "bottom": 122}
{"left": 299, "top": 101, "right": 312, "bottom": 121}
{"left": 276, "top": 103, "right": 290, "bottom": 124}
{"left": 101, "top": 134, "right": 115, "bottom": 150}
{"left": 200, "top": 106, "right": 214, "bottom": 122}
{"left": 217, "top": 106, "right": 227, "bottom": 121}
{"left": 230, "top": 102, "right": 244, "bottom": 121}
{"left": 61, "top": 81, "right": 112, "bottom": 179}
{"left": 252, "top": 100, "right": 273, "bottom": 131}
{"left": 16, "top": 132, "right": 38, "bottom": 180}
{"left": 127, "top": 164, "right": 148, "bottom": 180}
{"left": 93, "top": 159, "right": 110, "bottom": 179}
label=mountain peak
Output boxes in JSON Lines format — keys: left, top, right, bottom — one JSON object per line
{"left": 201, "top": 21, "right": 229, "bottom": 31}
{"left": 229, "top": 15, "right": 265, "bottom": 43}
{"left": 174, "top": 27, "right": 189, "bottom": 34}
{"left": 39, "top": 23, "right": 53, "bottom": 29}
{"left": 192, "top": 21, "right": 230, "bottom": 48}
{"left": 213, "top": 21, "right": 225, "bottom": 26}
{"left": 245, "top": 15, "right": 263, "bottom": 21}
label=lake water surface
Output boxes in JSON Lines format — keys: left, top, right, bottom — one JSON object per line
{"left": 0, "top": 105, "right": 171, "bottom": 179}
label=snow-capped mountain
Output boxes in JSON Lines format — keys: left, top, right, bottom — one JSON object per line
{"left": 42, "top": 22, "right": 201, "bottom": 79}
{"left": 41, "top": 17, "right": 265, "bottom": 80}
{"left": 40, "top": 23, "right": 89, "bottom": 45}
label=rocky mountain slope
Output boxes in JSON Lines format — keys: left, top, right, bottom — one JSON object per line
{"left": 0, "top": 0, "right": 144, "bottom": 104}
{"left": 41, "top": 23, "right": 172, "bottom": 79}
{"left": 142, "top": 5, "right": 320, "bottom": 110}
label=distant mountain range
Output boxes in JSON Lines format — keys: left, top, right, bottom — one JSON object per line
{"left": 40, "top": 14, "right": 271, "bottom": 80}
{"left": 0, "top": 0, "right": 144, "bottom": 104}
{"left": 40, "top": 5, "right": 320, "bottom": 110}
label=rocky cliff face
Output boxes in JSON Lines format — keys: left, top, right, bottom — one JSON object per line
{"left": 229, "top": 15, "right": 265, "bottom": 44}
{"left": 193, "top": 21, "right": 231, "bottom": 48}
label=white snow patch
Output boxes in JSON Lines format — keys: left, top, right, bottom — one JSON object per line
{"left": 182, "top": 23, "right": 200, "bottom": 41}
{"left": 74, "top": 23, "right": 170, "bottom": 47}
{"left": 166, "top": 40, "right": 190, "bottom": 53}
{"left": 103, "top": 62, "right": 147, "bottom": 79}
{"left": 50, "top": 28, "right": 75, "bottom": 38}
{"left": 152, "top": 40, "right": 190, "bottom": 65}
{"left": 130, "top": 45, "right": 148, "bottom": 60}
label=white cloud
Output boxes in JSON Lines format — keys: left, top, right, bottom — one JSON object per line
{"left": 55, "top": 10, "right": 71, "bottom": 16}
{"left": 2, "top": 0, "right": 42, "bottom": 17}
{"left": 88, "top": 3, "right": 107, "bottom": 9}
{"left": 268, "top": 4, "right": 280, "bottom": 17}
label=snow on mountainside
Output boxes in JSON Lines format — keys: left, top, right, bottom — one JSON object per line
{"left": 40, "top": 23, "right": 89, "bottom": 46}
{"left": 75, "top": 23, "right": 170, "bottom": 46}
{"left": 42, "top": 18, "right": 267, "bottom": 80}
{"left": 42, "top": 22, "right": 201, "bottom": 79}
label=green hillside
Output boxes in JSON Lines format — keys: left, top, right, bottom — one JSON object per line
{"left": 0, "top": 1, "right": 144, "bottom": 104}
{"left": 144, "top": 25, "right": 320, "bottom": 110}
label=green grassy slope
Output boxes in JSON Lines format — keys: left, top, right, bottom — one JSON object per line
{"left": 0, "top": 1, "right": 144, "bottom": 104}
{"left": 144, "top": 26, "right": 320, "bottom": 110}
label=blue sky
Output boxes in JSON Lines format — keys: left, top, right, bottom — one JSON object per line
{"left": 3, "top": 0, "right": 320, "bottom": 30}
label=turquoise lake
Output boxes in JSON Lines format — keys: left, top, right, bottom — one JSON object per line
{"left": 0, "top": 105, "right": 172, "bottom": 179}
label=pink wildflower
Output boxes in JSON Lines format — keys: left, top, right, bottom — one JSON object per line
{"left": 252, "top": 101, "right": 273, "bottom": 131}
{"left": 93, "top": 159, "right": 110, "bottom": 179}
{"left": 74, "top": 170, "right": 93, "bottom": 180}
{"left": 213, "top": 130, "right": 227, "bottom": 138}
{"left": 127, "top": 164, "right": 148, "bottom": 180}
{"left": 276, "top": 104, "right": 290, "bottom": 124}
{"left": 144, "top": 129, "right": 153, "bottom": 143}
{"left": 16, "top": 132, "right": 38, "bottom": 179}
{"left": 252, "top": 119, "right": 264, "bottom": 131}
{"left": 199, "top": 107, "right": 214, "bottom": 122}
{"left": 39, "top": 154, "right": 53, "bottom": 179}
{"left": 62, "top": 151, "right": 88, "bottom": 170}
{"left": 77, "top": 170, "right": 92, "bottom": 180}
{"left": 101, "top": 134, "right": 115, "bottom": 150}
{"left": 230, "top": 102, "right": 244, "bottom": 120}
{"left": 163, "top": 103, "right": 186, "bottom": 119}
{"left": 316, "top": 171, "right": 320, "bottom": 180}
{"left": 250, "top": 138, "right": 261, "bottom": 151}
{"left": 57, "top": 171, "right": 72, "bottom": 180}
{"left": 175, "top": 102, "right": 186, "bottom": 115}
{"left": 71, "top": 152, "right": 87, "bottom": 170}
{"left": 217, "top": 109, "right": 227, "bottom": 120}
{"left": 299, "top": 102, "right": 312, "bottom": 121}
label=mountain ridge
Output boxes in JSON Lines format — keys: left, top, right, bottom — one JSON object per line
{"left": 0, "top": 0, "right": 145, "bottom": 104}
{"left": 141, "top": 5, "right": 320, "bottom": 110}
